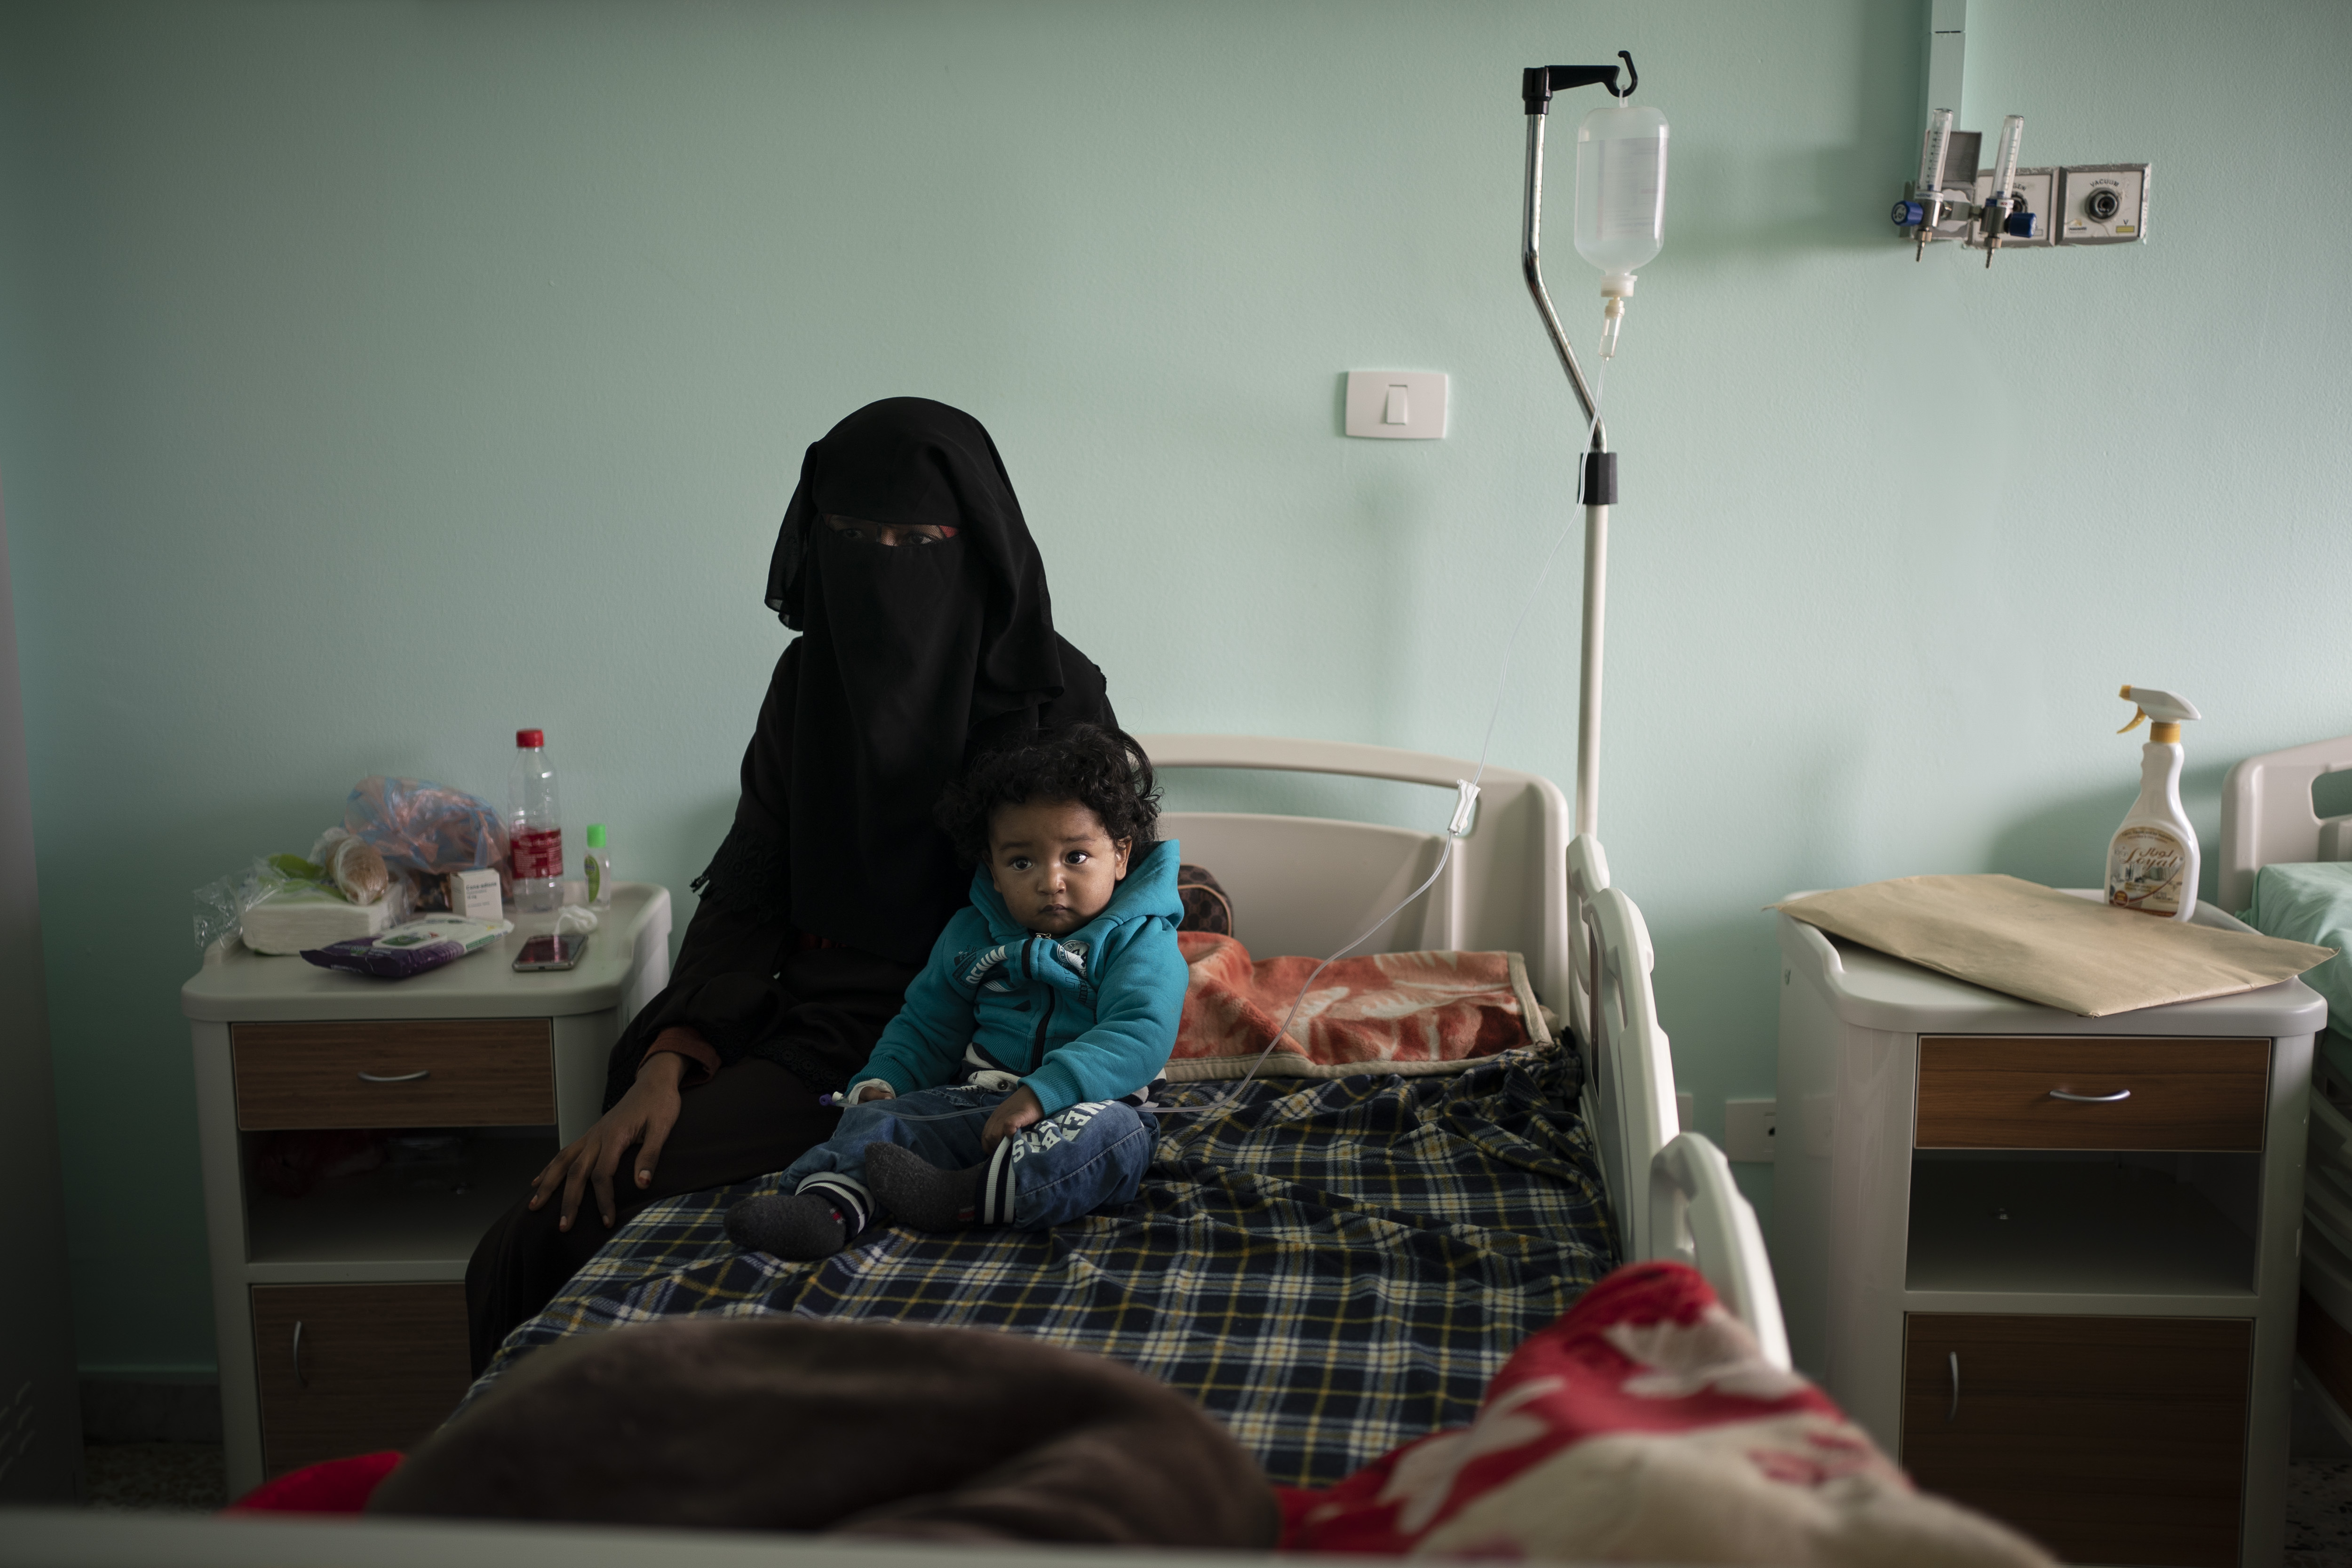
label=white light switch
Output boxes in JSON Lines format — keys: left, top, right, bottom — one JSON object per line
{"left": 1346, "top": 371, "right": 1447, "bottom": 439}
{"left": 1725, "top": 1098, "right": 1777, "bottom": 1163}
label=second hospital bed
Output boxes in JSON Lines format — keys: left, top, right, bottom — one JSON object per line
{"left": 469, "top": 733, "right": 1784, "bottom": 1486}
{"left": 2222, "top": 731, "right": 2352, "bottom": 1449}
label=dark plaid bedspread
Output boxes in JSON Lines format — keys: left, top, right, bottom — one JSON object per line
{"left": 472, "top": 1042, "right": 1615, "bottom": 1487}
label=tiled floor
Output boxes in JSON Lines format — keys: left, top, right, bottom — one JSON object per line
{"left": 2288, "top": 1372, "right": 2352, "bottom": 1567}
{"left": 80, "top": 1442, "right": 227, "bottom": 1512}
{"left": 2288, "top": 1459, "right": 2352, "bottom": 1566}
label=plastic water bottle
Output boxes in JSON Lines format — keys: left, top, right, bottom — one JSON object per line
{"left": 1573, "top": 99, "right": 1669, "bottom": 357}
{"left": 506, "top": 728, "right": 564, "bottom": 913}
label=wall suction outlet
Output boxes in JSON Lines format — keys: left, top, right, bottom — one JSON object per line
{"left": 2057, "top": 164, "right": 2148, "bottom": 244}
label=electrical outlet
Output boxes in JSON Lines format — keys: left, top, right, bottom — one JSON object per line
{"left": 1676, "top": 1093, "right": 1693, "bottom": 1133}
{"left": 1725, "top": 1098, "right": 1777, "bottom": 1163}
{"left": 2057, "top": 164, "right": 2148, "bottom": 245}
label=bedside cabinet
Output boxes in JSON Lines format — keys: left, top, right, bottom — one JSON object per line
{"left": 181, "top": 884, "right": 671, "bottom": 1497}
{"left": 1774, "top": 901, "right": 2323, "bottom": 1568}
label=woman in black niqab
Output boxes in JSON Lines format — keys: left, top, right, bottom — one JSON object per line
{"left": 717, "top": 395, "right": 1107, "bottom": 962}
{"left": 465, "top": 399, "right": 1116, "bottom": 1370}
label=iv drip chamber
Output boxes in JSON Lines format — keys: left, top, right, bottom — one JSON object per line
{"left": 1573, "top": 100, "right": 1667, "bottom": 356}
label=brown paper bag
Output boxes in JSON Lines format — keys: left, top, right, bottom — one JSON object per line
{"left": 1773, "top": 874, "right": 2335, "bottom": 1017}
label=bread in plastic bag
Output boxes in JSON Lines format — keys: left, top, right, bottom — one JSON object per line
{"left": 310, "top": 828, "right": 390, "bottom": 905}
{"left": 345, "top": 777, "right": 509, "bottom": 912}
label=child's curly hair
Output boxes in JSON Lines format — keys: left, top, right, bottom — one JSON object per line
{"left": 938, "top": 724, "right": 1160, "bottom": 868}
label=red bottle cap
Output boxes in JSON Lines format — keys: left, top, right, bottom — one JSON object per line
{"left": 515, "top": 728, "right": 544, "bottom": 748}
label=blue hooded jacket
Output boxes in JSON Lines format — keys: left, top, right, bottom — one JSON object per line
{"left": 856, "top": 839, "right": 1188, "bottom": 1114}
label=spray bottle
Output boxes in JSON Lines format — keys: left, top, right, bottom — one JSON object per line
{"left": 2106, "top": 685, "right": 2202, "bottom": 921}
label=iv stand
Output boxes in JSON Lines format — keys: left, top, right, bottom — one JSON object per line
{"left": 1520, "top": 62, "right": 1624, "bottom": 844}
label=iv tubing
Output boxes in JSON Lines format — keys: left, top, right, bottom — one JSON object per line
{"left": 1520, "top": 100, "right": 1610, "bottom": 840}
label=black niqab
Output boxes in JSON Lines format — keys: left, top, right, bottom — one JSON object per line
{"left": 698, "top": 398, "right": 1112, "bottom": 963}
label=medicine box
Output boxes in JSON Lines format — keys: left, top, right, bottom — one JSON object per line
{"left": 445, "top": 867, "right": 503, "bottom": 922}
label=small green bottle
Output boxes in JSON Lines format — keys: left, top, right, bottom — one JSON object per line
{"left": 583, "top": 823, "right": 612, "bottom": 909}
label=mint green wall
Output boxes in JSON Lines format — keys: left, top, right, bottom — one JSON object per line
{"left": 3, "top": 1, "right": 2347, "bottom": 1376}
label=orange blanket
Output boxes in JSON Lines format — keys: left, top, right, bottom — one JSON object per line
{"left": 1168, "top": 932, "right": 1550, "bottom": 1082}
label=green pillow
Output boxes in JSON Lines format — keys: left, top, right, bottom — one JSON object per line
{"left": 2241, "top": 862, "right": 2352, "bottom": 1038}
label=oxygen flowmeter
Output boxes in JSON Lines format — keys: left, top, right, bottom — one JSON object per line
{"left": 1891, "top": 109, "right": 2040, "bottom": 265}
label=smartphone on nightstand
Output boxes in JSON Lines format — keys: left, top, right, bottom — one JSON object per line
{"left": 512, "top": 933, "right": 588, "bottom": 971}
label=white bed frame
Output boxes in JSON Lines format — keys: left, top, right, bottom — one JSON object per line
{"left": 1145, "top": 733, "right": 1788, "bottom": 1365}
{"left": 0, "top": 737, "right": 1791, "bottom": 1568}
{"left": 2222, "top": 731, "right": 2352, "bottom": 1451}
{"left": 2220, "top": 731, "right": 2352, "bottom": 914}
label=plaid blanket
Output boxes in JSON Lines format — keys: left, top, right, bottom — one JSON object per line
{"left": 472, "top": 1042, "right": 1615, "bottom": 1487}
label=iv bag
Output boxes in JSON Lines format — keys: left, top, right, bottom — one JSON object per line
{"left": 1573, "top": 102, "right": 1669, "bottom": 281}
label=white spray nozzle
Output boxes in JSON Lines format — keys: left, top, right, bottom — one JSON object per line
{"left": 2117, "top": 684, "right": 2202, "bottom": 733}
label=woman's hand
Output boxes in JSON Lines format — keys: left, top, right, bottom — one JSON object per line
{"left": 981, "top": 1085, "right": 1044, "bottom": 1153}
{"left": 528, "top": 1042, "right": 692, "bottom": 1232}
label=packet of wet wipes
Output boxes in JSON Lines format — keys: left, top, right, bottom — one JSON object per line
{"left": 301, "top": 916, "right": 513, "bottom": 980}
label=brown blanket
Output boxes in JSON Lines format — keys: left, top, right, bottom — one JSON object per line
{"left": 368, "top": 1318, "right": 1279, "bottom": 1548}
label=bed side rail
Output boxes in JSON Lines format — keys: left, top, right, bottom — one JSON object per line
{"left": 1587, "top": 884, "right": 1676, "bottom": 1261}
{"left": 1649, "top": 1131, "right": 1792, "bottom": 1371}
{"left": 1567, "top": 833, "right": 1608, "bottom": 1062}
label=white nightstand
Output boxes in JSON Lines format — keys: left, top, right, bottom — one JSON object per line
{"left": 181, "top": 884, "right": 671, "bottom": 1497}
{"left": 1775, "top": 899, "right": 2323, "bottom": 1568}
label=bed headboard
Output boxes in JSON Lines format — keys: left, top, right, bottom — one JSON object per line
{"left": 1136, "top": 733, "right": 1572, "bottom": 1016}
{"left": 2219, "top": 732, "right": 2352, "bottom": 912}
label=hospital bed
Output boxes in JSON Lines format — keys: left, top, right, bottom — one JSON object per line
{"left": 464, "top": 733, "right": 1787, "bottom": 1489}
{"left": 2220, "top": 732, "right": 2352, "bottom": 1447}
{"left": 1147, "top": 734, "right": 1781, "bottom": 1361}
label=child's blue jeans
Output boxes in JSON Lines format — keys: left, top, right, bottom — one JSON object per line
{"left": 774, "top": 1085, "right": 1154, "bottom": 1235}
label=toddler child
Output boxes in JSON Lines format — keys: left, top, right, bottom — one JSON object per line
{"left": 724, "top": 724, "right": 1185, "bottom": 1260}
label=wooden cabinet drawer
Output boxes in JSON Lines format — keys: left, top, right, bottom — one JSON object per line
{"left": 233, "top": 1020, "right": 554, "bottom": 1130}
{"left": 251, "top": 1283, "right": 471, "bottom": 1477}
{"left": 1902, "top": 1313, "right": 2250, "bottom": 1568}
{"left": 1915, "top": 1036, "right": 2268, "bottom": 1151}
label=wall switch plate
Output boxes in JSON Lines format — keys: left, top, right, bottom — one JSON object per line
{"left": 1724, "top": 1098, "right": 1777, "bottom": 1162}
{"left": 1676, "top": 1092, "right": 1693, "bottom": 1133}
{"left": 2057, "top": 164, "right": 2148, "bottom": 245}
{"left": 1965, "top": 166, "right": 2056, "bottom": 248}
{"left": 1345, "top": 371, "right": 1448, "bottom": 439}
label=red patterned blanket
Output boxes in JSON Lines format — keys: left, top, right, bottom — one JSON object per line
{"left": 1167, "top": 932, "right": 1550, "bottom": 1081}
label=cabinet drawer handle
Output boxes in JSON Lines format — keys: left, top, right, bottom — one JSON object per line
{"left": 357, "top": 1069, "right": 430, "bottom": 1083}
{"left": 2049, "top": 1088, "right": 2131, "bottom": 1103}
{"left": 1947, "top": 1351, "right": 1958, "bottom": 1421}
{"left": 293, "top": 1320, "right": 307, "bottom": 1389}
